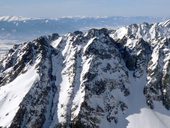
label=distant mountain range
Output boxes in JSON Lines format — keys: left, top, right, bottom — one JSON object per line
{"left": 0, "top": 16, "right": 168, "bottom": 58}
{"left": 0, "top": 16, "right": 168, "bottom": 41}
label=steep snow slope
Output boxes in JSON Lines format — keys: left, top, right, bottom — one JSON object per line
{"left": 127, "top": 108, "right": 170, "bottom": 128}
{"left": 0, "top": 65, "right": 39, "bottom": 127}
{"left": 0, "top": 20, "right": 170, "bottom": 128}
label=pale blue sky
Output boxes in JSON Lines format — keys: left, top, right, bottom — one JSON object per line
{"left": 0, "top": 0, "right": 169, "bottom": 18}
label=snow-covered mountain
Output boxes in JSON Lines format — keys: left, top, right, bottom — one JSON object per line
{"left": 0, "top": 19, "right": 170, "bottom": 128}
{"left": 111, "top": 19, "right": 170, "bottom": 41}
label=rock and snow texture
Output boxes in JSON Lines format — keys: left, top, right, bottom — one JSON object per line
{"left": 111, "top": 19, "right": 170, "bottom": 41}
{"left": 0, "top": 19, "right": 170, "bottom": 128}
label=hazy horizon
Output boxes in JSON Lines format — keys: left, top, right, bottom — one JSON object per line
{"left": 0, "top": 15, "right": 169, "bottom": 19}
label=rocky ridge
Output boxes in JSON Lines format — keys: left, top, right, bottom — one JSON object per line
{"left": 0, "top": 19, "right": 170, "bottom": 127}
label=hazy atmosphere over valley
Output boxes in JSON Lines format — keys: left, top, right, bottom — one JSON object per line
{"left": 0, "top": 0, "right": 170, "bottom": 128}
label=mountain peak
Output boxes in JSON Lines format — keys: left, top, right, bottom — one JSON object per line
{"left": 160, "top": 19, "right": 170, "bottom": 27}
{"left": 0, "top": 20, "right": 170, "bottom": 128}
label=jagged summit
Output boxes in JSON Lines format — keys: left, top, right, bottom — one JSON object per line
{"left": 159, "top": 19, "right": 170, "bottom": 27}
{"left": 111, "top": 18, "right": 170, "bottom": 42}
{"left": 0, "top": 20, "right": 170, "bottom": 128}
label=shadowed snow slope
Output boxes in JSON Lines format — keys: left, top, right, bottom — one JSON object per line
{"left": 127, "top": 108, "right": 170, "bottom": 128}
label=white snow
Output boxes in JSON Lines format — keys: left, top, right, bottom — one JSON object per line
{"left": 57, "top": 39, "right": 77, "bottom": 123}
{"left": 150, "top": 45, "right": 160, "bottom": 69}
{"left": 0, "top": 65, "right": 39, "bottom": 127}
{"left": 83, "top": 37, "right": 96, "bottom": 53}
{"left": 51, "top": 37, "right": 62, "bottom": 48}
{"left": 127, "top": 108, "right": 170, "bottom": 128}
{"left": 112, "top": 27, "right": 128, "bottom": 39}
{"left": 159, "top": 19, "right": 170, "bottom": 27}
{"left": 71, "top": 56, "right": 91, "bottom": 120}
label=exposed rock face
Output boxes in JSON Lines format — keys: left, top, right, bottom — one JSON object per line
{"left": 0, "top": 20, "right": 170, "bottom": 128}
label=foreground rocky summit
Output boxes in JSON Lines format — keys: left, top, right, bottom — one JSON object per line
{"left": 0, "top": 19, "right": 170, "bottom": 128}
